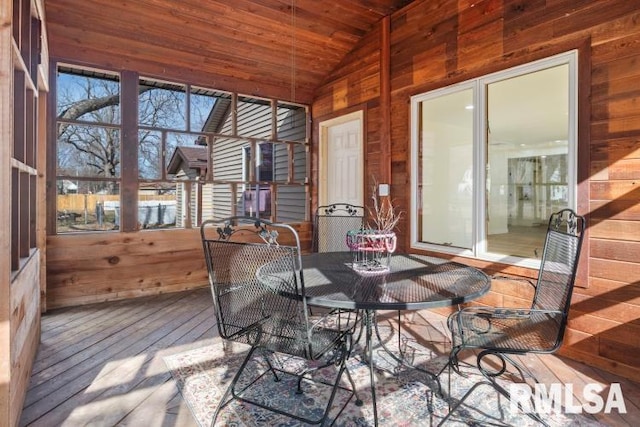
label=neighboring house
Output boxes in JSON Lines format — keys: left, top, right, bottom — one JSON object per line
{"left": 58, "top": 179, "right": 78, "bottom": 194}
{"left": 175, "top": 95, "right": 308, "bottom": 223}
{"left": 166, "top": 145, "right": 210, "bottom": 227}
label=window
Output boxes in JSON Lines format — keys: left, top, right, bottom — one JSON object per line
{"left": 242, "top": 143, "right": 273, "bottom": 218}
{"left": 55, "top": 67, "right": 121, "bottom": 233}
{"left": 137, "top": 78, "right": 217, "bottom": 230}
{"left": 54, "top": 66, "right": 310, "bottom": 233}
{"left": 242, "top": 143, "right": 274, "bottom": 183}
{"left": 411, "top": 51, "right": 577, "bottom": 266}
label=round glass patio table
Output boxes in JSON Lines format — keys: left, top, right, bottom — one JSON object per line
{"left": 299, "top": 252, "right": 491, "bottom": 426}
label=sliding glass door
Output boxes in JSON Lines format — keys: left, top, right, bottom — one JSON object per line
{"left": 485, "top": 64, "right": 571, "bottom": 258}
{"left": 411, "top": 51, "right": 576, "bottom": 264}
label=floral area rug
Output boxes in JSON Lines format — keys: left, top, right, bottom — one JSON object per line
{"left": 164, "top": 334, "right": 602, "bottom": 427}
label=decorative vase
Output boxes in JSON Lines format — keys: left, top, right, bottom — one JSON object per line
{"left": 346, "top": 229, "right": 397, "bottom": 273}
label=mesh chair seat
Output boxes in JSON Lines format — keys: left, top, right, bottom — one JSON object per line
{"left": 449, "top": 308, "right": 563, "bottom": 353}
{"left": 309, "top": 309, "right": 360, "bottom": 333}
{"left": 259, "top": 314, "right": 348, "bottom": 359}
{"left": 211, "top": 275, "right": 350, "bottom": 358}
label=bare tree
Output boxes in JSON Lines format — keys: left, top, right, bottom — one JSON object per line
{"left": 56, "top": 72, "right": 184, "bottom": 185}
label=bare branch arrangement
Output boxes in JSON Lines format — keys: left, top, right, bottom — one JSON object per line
{"left": 367, "top": 177, "right": 403, "bottom": 232}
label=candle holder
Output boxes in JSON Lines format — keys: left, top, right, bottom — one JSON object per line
{"left": 346, "top": 229, "right": 397, "bottom": 273}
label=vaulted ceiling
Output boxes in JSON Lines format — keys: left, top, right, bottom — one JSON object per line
{"left": 45, "top": 0, "right": 414, "bottom": 103}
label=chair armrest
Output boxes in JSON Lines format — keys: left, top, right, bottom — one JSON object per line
{"left": 456, "top": 306, "right": 562, "bottom": 319}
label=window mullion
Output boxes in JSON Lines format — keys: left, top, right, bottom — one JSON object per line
{"left": 474, "top": 80, "right": 486, "bottom": 257}
{"left": 120, "top": 70, "right": 139, "bottom": 232}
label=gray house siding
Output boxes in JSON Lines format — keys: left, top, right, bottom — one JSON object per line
{"left": 207, "top": 100, "right": 308, "bottom": 222}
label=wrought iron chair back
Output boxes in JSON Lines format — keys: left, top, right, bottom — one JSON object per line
{"left": 313, "top": 203, "right": 365, "bottom": 252}
{"left": 200, "top": 216, "right": 360, "bottom": 425}
{"left": 532, "top": 210, "right": 584, "bottom": 313}
{"left": 443, "top": 209, "right": 585, "bottom": 426}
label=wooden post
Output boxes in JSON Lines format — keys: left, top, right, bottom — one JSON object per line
{"left": 0, "top": 1, "right": 14, "bottom": 421}
{"left": 380, "top": 16, "right": 391, "bottom": 187}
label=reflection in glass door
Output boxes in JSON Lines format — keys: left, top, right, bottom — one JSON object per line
{"left": 416, "top": 87, "right": 474, "bottom": 249}
{"left": 486, "top": 64, "right": 570, "bottom": 258}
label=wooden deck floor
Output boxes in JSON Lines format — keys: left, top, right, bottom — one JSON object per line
{"left": 20, "top": 288, "right": 640, "bottom": 426}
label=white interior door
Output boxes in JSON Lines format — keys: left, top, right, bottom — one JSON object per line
{"left": 319, "top": 111, "right": 364, "bottom": 207}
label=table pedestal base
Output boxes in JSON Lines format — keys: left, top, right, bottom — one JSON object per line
{"left": 357, "top": 310, "right": 444, "bottom": 426}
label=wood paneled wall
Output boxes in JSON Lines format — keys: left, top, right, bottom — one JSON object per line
{"left": 312, "top": 25, "right": 385, "bottom": 223}
{"left": 9, "top": 255, "right": 41, "bottom": 426}
{"left": 45, "top": 0, "right": 411, "bottom": 104}
{"left": 46, "top": 223, "right": 312, "bottom": 309}
{"left": 46, "top": 230, "right": 208, "bottom": 308}
{"left": 312, "top": 0, "right": 640, "bottom": 382}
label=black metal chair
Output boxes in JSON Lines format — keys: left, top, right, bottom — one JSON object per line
{"left": 313, "top": 203, "right": 365, "bottom": 252}
{"left": 201, "top": 216, "right": 361, "bottom": 426}
{"left": 442, "top": 209, "right": 586, "bottom": 426}
{"left": 312, "top": 203, "right": 367, "bottom": 337}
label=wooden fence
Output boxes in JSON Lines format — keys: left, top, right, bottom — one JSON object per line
{"left": 57, "top": 194, "right": 175, "bottom": 212}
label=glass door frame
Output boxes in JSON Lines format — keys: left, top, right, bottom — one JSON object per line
{"left": 410, "top": 50, "right": 578, "bottom": 267}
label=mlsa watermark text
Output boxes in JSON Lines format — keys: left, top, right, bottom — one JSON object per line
{"left": 510, "top": 383, "right": 627, "bottom": 415}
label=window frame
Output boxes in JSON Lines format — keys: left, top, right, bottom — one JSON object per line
{"left": 410, "top": 50, "right": 578, "bottom": 268}
{"left": 50, "top": 62, "right": 310, "bottom": 234}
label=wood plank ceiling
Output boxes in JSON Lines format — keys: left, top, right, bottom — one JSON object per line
{"left": 45, "top": 0, "right": 414, "bottom": 103}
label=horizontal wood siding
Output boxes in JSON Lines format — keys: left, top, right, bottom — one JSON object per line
{"left": 211, "top": 101, "right": 270, "bottom": 216}
{"left": 10, "top": 253, "right": 41, "bottom": 427}
{"left": 46, "top": 223, "right": 313, "bottom": 309}
{"left": 312, "top": 0, "right": 640, "bottom": 382}
{"left": 211, "top": 134, "right": 244, "bottom": 215}
{"left": 276, "top": 186, "right": 307, "bottom": 223}
{"left": 46, "top": 229, "right": 208, "bottom": 308}
{"left": 209, "top": 101, "right": 307, "bottom": 221}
